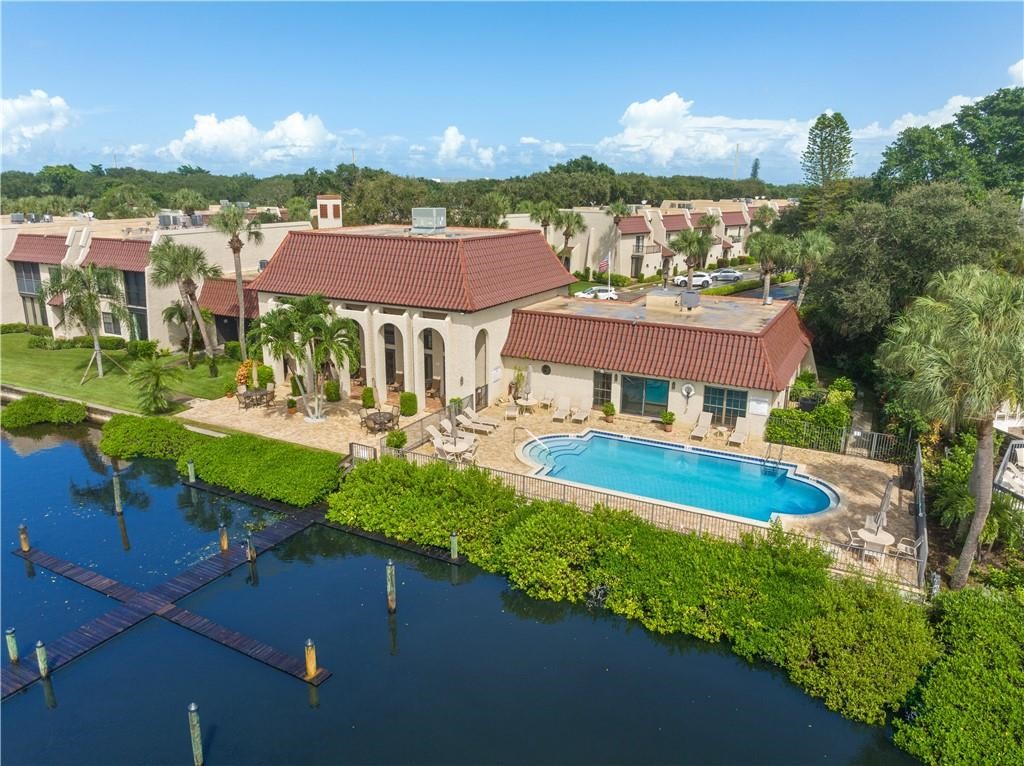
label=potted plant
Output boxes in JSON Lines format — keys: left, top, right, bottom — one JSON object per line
{"left": 286, "top": 397, "right": 297, "bottom": 415}
{"left": 602, "top": 401, "right": 616, "bottom": 423}
{"left": 660, "top": 410, "right": 676, "bottom": 432}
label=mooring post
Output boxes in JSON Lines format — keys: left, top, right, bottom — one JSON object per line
{"left": 218, "top": 525, "right": 228, "bottom": 553}
{"left": 187, "top": 702, "right": 203, "bottom": 766}
{"left": 18, "top": 524, "right": 30, "bottom": 553}
{"left": 304, "top": 638, "right": 317, "bottom": 680}
{"left": 35, "top": 640, "right": 49, "bottom": 678}
{"left": 247, "top": 534, "right": 256, "bottom": 562}
{"left": 450, "top": 531, "right": 459, "bottom": 561}
{"left": 187, "top": 459, "right": 196, "bottom": 484}
{"left": 6, "top": 628, "right": 18, "bottom": 664}
{"left": 386, "top": 559, "right": 397, "bottom": 614}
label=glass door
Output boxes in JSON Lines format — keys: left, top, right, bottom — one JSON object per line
{"left": 620, "top": 376, "right": 669, "bottom": 417}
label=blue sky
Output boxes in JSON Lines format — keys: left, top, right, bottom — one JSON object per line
{"left": 2, "top": 2, "right": 1022, "bottom": 182}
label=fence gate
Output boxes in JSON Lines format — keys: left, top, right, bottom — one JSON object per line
{"left": 846, "top": 429, "right": 910, "bottom": 462}
{"left": 474, "top": 384, "right": 488, "bottom": 410}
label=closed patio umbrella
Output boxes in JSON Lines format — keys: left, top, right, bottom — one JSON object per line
{"left": 525, "top": 365, "right": 533, "bottom": 398}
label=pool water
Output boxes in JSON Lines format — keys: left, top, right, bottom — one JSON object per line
{"left": 0, "top": 425, "right": 913, "bottom": 765}
{"left": 523, "top": 431, "right": 836, "bottom": 522}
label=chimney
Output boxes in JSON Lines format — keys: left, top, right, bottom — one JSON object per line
{"left": 314, "top": 194, "right": 343, "bottom": 229}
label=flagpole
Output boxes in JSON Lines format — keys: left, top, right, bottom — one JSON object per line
{"left": 607, "top": 248, "right": 612, "bottom": 289}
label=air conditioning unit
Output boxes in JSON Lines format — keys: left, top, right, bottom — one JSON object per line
{"left": 258, "top": 260, "right": 269, "bottom": 272}
{"left": 191, "top": 214, "right": 204, "bottom": 226}
{"left": 411, "top": 207, "right": 446, "bottom": 234}
{"left": 158, "top": 214, "right": 174, "bottom": 228}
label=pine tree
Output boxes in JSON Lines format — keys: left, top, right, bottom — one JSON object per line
{"left": 750, "top": 158, "right": 760, "bottom": 180}
{"left": 801, "top": 112, "right": 854, "bottom": 187}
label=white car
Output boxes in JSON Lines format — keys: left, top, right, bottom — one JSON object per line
{"left": 576, "top": 286, "right": 619, "bottom": 300}
{"left": 711, "top": 268, "right": 744, "bottom": 283}
{"left": 672, "top": 272, "right": 712, "bottom": 288}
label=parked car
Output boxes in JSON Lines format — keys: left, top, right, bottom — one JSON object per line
{"left": 710, "top": 268, "right": 744, "bottom": 282}
{"left": 576, "top": 286, "right": 619, "bottom": 300}
{"left": 672, "top": 272, "right": 712, "bottom": 288}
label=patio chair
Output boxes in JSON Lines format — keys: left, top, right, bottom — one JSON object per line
{"left": 570, "top": 402, "right": 591, "bottom": 424}
{"left": 540, "top": 391, "right": 554, "bottom": 409}
{"left": 264, "top": 382, "right": 276, "bottom": 406}
{"left": 432, "top": 438, "right": 456, "bottom": 462}
{"left": 358, "top": 407, "right": 371, "bottom": 432}
{"left": 689, "top": 411, "right": 712, "bottom": 440}
{"left": 862, "top": 541, "right": 885, "bottom": 563}
{"left": 845, "top": 528, "right": 866, "bottom": 554}
{"left": 457, "top": 413, "right": 493, "bottom": 434}
{"left": 464, "top": 406, "right": 500, "bottom": 429}
{"left": 504, "top": 403, "right": 519, "bottom": 421}
{"left": 426, "top": 425, "right": 447, "bottom": 444}
{"left": 728, "top": 417, "right": 749, "bottom": 447}
{"left": 895, "top": 537, "right": 920, "bottom": 559}
{"left": 552, "top": 397, "right": 571, "bottom": 422}
{"left": 440, "top": 418, "right": 455, "bottom": 437}
{"left": 459, "top": 441, "right": 479, "bottom": 466}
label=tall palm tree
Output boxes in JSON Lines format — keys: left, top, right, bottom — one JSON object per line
{"left": 669, "top": 229, "right": 713, "bottom": 288}
{"left": 41, "top": 264, "right": 132, "bottom": 380}
{"left": 748, "top": 231, "right": 795, "bottom": 304}
{"left": 162, "top": 300, "right": 195, "bottom": 367}
{"left": 210, "top": 204, "right": 263, "bottom": 365}
{"left": 793, "top": 230, "right": 834, "bottom": 309}
{"left": 523, "top": 200, "right": 560, "bottom": 241}
{"left": 604, "top": 200, "right": 632, "bottom": 277}
{"left": 750, "top": 206, "right": 777, "bottom": 233}
{"left": 247, "top": 294, "right": 360, "bottom": 422}
{"left": 877, "top": 266, "right": 1024, "bottom": 589}
{"left": 149, "top": 238, "right": 222, "bottom": 359}
{"left": 695, "top": 212, "right": 721, "bottom": 269}
{"left": 554, "top": 210, "right": 587, "bottom": 270}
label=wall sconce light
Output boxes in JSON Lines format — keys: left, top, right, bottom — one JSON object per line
{"left": 671, "top": 381, "right": 676, "bottom": 390}
{"left": 459, "top": 376, "right": 464, "bottom": 386}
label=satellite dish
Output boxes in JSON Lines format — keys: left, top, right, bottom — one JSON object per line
{"left": 682, "top": 384, "right": 696, "bottom": 399}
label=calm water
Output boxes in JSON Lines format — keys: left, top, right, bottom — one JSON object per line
{"left": 525, "top": 432, "right": 833, "bottom": 521}
{"left": 1, "top": 425, "right": 915, "bottom": 765}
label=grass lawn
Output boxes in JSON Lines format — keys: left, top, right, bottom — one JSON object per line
{"left": 569, "top": 280, "right": 601, "bottom": 295}
{"left": 1, "top": 333, "right": 237, "bottom": 413}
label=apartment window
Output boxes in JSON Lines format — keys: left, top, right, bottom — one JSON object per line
{"left": 319, "top": 204, "right": 328, "bottom": 218}
{"left": 129, "top": 308, "right": 148, "bottom": 341}
{"left": 102, "top": 312, "right": 121, "bottom": 335}
{"left": 423, "top": 330, "right": 433, "bottom": 350}
{"left": 332, "top": 204, "right": 341, "bottom": 218}
{"left": 21, "top": 296, "right": 47, "bottom": 326}
{"left": 621, "top": 375, "right": 669, "bottom": 417}
{"left": 13, "top": 262, "right": 42, "bottom": 295}
{"left": 633, "top": 235, "right": 644, "bottom": 254}
{"left": 383, "top": 325, "right": 396, "bottom": 345}
{"left": 124, "top": 271, "right": 146, "bottom": 307}
{"left": 593, "top": 371, "right": 612, "bottom": 407}
{"left": 703, "top": 386, "right": 748, "bottom": 427}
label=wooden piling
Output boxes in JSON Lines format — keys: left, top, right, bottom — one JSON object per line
{"left": 5, "top": 628, "right": 18, "bottom": 664}
{"left": 218, "top": 525, "right": 228, "bottom": 553}
{"left": 187, "top": 702, "right": 203, "bottom": 766}
{"left": 187, "top": 459, "right": 196, "bottom": 484}
{"left": 450, "top": 531, "right": 459, "bottom": 561}
{"left": 304, "top": 639, "right": 317, "bottom": 679}
{"left": 18, "top": 524, "right": 30, "bottom": 553}
{"left": 35, "top": 640, "right": 48, "bottom": 678}
{"left": 386, "top": 559, "right": 397, "bottom": 614}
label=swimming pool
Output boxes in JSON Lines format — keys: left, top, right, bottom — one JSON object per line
{"left": 520, "top": 430, "right": 838, "bottom": 523}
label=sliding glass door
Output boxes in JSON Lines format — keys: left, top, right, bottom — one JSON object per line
{"left": 620, "top": 376, "right": 669, "bottom": 417}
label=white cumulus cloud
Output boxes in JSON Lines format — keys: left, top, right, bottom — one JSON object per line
{"left": 436, "top": 125, "right": 500, "bottom": 168}
{"left": 519, "top": 136, "right": 566, "bottom": 156}
{"left": 1, "top": 89, "right": 73, "bottom": 155}
{"left": 160, "top": 112, "right": 336, "bottom": 165}
{"left": 1010, "top": 58, "right": 1024, "bottom": 86}
{"left": 853, "top": 95, "right": 979, "bottom": 140}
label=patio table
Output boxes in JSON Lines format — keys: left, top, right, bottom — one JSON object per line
{"left": 443, "top": 436, "right": 475, "bottom": 455}
{"left": 516, "top": 397, "right": 539, "bottom": 414}
{"left": 856, "top": 527, "right": 895, "bottom": 547}
{"left": 366, "top": 411, "right": 395, "bottom": 433}
{"left": 240, "top": 389, "right": 270, "bottom": 409}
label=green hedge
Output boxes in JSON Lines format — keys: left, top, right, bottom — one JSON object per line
{"left": 324, "top": 380, "right": 341, "bottom": 402}
{"left": 764, "top": 408, "right": 812, "bottom": 447}
{"left": 178, "top": 433, "right": 341, "bottom": 507}
{"left": 894, "top": 588, "right": 1024, "bottom": 766}
{"left": 703, "top": 271, "right": 798, "bottom": 296}
{"left": 1, "top": 323, "right": 52, "bottom": 336}
{"left": 224, "top": 341, "right": 242, "bottom": 361}
{"left": 327, "top": 457, "right": 937, "bottom": 726}
{"left": 126, "top": 340, "right": 159, "bottom": 360}
{"left": 399, "top": 391, "right": 417, "bottom": 416}
{"left": 28, "top": 334, "right": 127, "bottom": 350}
{"left": 0, "top": 394, "right": 88, "bottom": 429}
{"left": 0, "top": 323, "right": 26, "bottom": 334}
{"left": 99, "top": 414, "right": 198, "bottom": 461}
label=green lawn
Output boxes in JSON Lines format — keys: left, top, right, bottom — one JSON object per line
{"left": 569, "top": 280, "right": 601, "bottom": 295}
{"left": 0, "top": 333, "right": 236, "bottom": 412}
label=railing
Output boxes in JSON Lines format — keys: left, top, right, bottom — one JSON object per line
{"left": 349, "top": 442, "right": 377, "bottom": 465}
{"left": 389, "top": 394, "right": 476, "bottom": 451}
{"left": 632, "top": 244, "right": 661, "bottom": 255}
{"left": 995, "top": 438, "right": 1024, "bottom": 513}
{"left": 765, "top": 413, "right": 914, "bottom": 464}
{"left": 374, "top": 446, "right": 923, "bottom": 590}
{"left": 913, "top": 443, "right": 929, "bottom": 589}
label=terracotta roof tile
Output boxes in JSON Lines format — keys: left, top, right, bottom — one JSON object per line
{"left": 617, "top": 216, "right": 650, "bottom": 235}
{"left": 721, "top": 211, "right": 748, "bottom": 227}
{"left": 501, "top": 301, "right": 810, "bottom": 391}
{"left": 6, "top": 234, "right": 68, "bottom": 264}
{"left": 248, "top": 229, "right": 573, "bottom": 311}
{"left": 82, "top": 238, "right": 151, "bottom": 271}
{"left": 662, "top": 214, "right": 691, "bottom": 232}
{"left": 198, "top": 277, "right": 258, "bottom": 319}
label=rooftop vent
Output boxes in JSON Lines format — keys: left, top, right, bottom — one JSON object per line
{"left": 411, "top": 207, "right": 446, "bottom": 234}
{"left": 681, "top": 290, "right": 701, "bottom": 311}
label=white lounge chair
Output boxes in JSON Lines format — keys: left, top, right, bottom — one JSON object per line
{"left": 728, "top": 417, "right": 749, "bottom": 446}
{"left": 570, "top": 402, "right": 591, "bottom": 424}
{"left": 432, "top": 438, "right": 456, "bottom": 462}
{"left": 456, "top": 413, "right": 493, "bottom": 434}
{"left": 440, "top": 418, "right": 455, "bottom": 436}
{"left": 504, "top": 403, "right": 519, "bottom": 420}
{"left": 464, "top": 406, "right": 500, "bottom": 429}
{"left": 690, "top": 411, "right": 712, "bottom": 440}
{"left": 552, "top": 397, "right": 571, "bottom": 422}
{"left": 426, "top": 424, "right": 446, "bottom": 443}
{"left": 540, "top": 391, "right": 554, "bottom": 409}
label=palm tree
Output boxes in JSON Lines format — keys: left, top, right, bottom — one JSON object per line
{"left": 554, "top": 210, "right": 587, "bottom": 269}
{"left": 669, "top": 228, "right": 713, "bottom": 288}
{"left": 210, "top": 204, "right": 263, "bottom": 366}
{"left": 523, "top": 200, "right": 560, "bottom": 241}
{"left": 41, "top": 264, "right": 132, "bottom": 381}
{"left": 247, "top": 294, "right": 360, "bottom": 422}
{"left": 128, "top": 357, "right": 184, "bottom": 414}
{"left": 877, "top": 266, "right": 1024, "bottom": 589}
{"left": 604, "top": 200, "right": 632, "bottom": 277}
{"left": 750, "top": 206, "right": 777, "bottom": 232}
{"left": 149, "top": 238, "right": 222, "bottom": 359}
{"left": 793, "top": 230, "right": 834, "bottom": 309}
{"left": 695, "top": 212, "right": 721, "bottom": 269}
{"left": 748, "top": 231, "right": 795, "bottom": 304}
{"left": 162, "top": 300, "right": 195, "bottom": 367}
{"left": 170, "top": 188, "right": 207, "bottom": 216}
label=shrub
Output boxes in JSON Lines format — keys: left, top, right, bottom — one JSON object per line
{"left": 385, "top": 430, "right": 408, "bottom": 449}
{"left": 399, "top": 391, "right": 417, "bottom": 416}
{"left": 257, "top": 364, "right": 274, "bottom": 388}
{"left": 828, "top": 376, "right": 855, "bottom": 394}
{"left": 361, "top": 387, "right": 375, "bottom": 408}
{"left": 71, "top": 335, "right": 126, "bottom": 350}
{"left": 128, "top": 357, "right": 183, "bottom": 414}
{"left": 286, "top": 397, "right": 297, "bottom": 409}
{"left": 764, "top": 408, "right": 811, "bottom": 447}
{"left": 1, "top": 322, "right": 27, "bottom": 334}
{"left": 324, "top": 380, "right": 341, "bottom": 402}
{"left": 27, "top": 324, "right": 53, "bottom": 337}
{"left": 660, "top": 410, "right": 676, "bottom": 425}
{"left": 27, "top": 335, "right": 52, "bottom": 349}
{"left": 0, "top": 394, "right": 87, "bottom": 429}
{"left": 224, "top": 341, "right": 242, "bottom": 361}
{"left": 894, "top": 588, "right": 1024, "bottom": 766}
{"left": 235, "top": 360, "right": 254, "bottom": 386}
{"left": 602, "top": 402, "right": 616, "bottom": 417}
{"left": 179, "top": 434, "right": 341, "bottom": 507}
{"left": 810, "top": 401, "right": 853, "bottom": 429}
{"left": 99, "top": 414, "right": 197, "bottom": 460}
{"left": 223, "top": 379, "right": 237, "bottom": 396}
{"left": 608, "top": 273, "right": 631, "bottom": 287}
{"left": 126, "top": 339, "right": 158, "bottom": 360}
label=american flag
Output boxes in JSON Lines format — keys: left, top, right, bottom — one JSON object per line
{"left": 598, "top": 256, "right": 609, "bottom": 273}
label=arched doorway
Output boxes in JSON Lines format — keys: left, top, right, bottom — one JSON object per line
{"left": 420, "top": 327, "right": 445, "bottom": 405}
{"left": 474, "top": 329, "right": 488, "bottom": 409}
{"left": 379, "top": 323, "right": 405, "bottom": 400}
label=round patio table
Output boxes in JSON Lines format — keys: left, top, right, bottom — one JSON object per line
{"left": 516, "top": 397, "right": 539, "bottom": 414}
{"left": 366, "top": 411, "right": 394, "bottom": 432}
{"left": 444, "top": 437, "right": 475, "bottom": 455}
{"left": 857, "top": 528, "right": 895, "bottom": 547}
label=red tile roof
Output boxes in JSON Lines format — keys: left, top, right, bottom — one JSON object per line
{"left": 82, "top": 238, "right": 151, "bottom": 272}
{"left": 722, "top": 239, "right": 734, "bottom": 250}
{"left": 662, "top": 214, "right": 691, "bottom": 232}
{"left": 47, "top": 294, "right": 64, "bottom": 307}
{"left": 198, "top": 277, "right": 258, "bottom": 319}
{"left": 501, "top": 300, "right": 811, "bottom": 391}
{"left": 617, "top": 216, "right": 650, "bottom": 235}
{"left": 248, "top": 229, "right": 574, "bottom": 312}
{"left": 721, "top": 211, "right": 748, "bottom": 227}
{"left": 6, "top": 234, "right": 68, "bottom": 264}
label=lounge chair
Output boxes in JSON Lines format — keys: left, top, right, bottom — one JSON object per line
{"left": 540, "top": 391, "right": 554, "bottom": 409}
{"left": 426, "top": 424, "right": 446, "bottom": 444}
{"left": 552, "top": 397, "right": 571, "bottom": 422}
{"left": 504, "top": 403, "right": 519, "bottom": 421}
{"left": 690, "top": 411, "right": 712, "bottom": 440}
{"left": 440, "top": 418, "right": 455, "bottom": 436}
{"left": 456, "top": 413, "right": 493, "bottom": 434}
{"left": 464, "top": 406, "right": 500, "bottom": 429}
{"left": 728, "top": 417, "right": 749, "bottom": 446}
{"left": 570, "top": 402, "right": 591, "bottom": 424}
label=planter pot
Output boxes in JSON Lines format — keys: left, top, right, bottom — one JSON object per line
{"left": 663, "top": 424, "right": 673, "bottom": 433}
{"left": 605, "top": 415, "right": 615, "bottom": 423}
{"left": 287, "top": 406, "right": 297, "bottom": 415}
{"left": 225, "top": 392, "right": 234, "bottom": 399}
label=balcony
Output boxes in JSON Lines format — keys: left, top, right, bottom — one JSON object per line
{"left": 632, "top": 244, "right": 662, "bottom": 255}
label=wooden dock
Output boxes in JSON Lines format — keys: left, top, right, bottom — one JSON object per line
{"left": 2, "top": 509, "right": 329, "bottom": 699}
